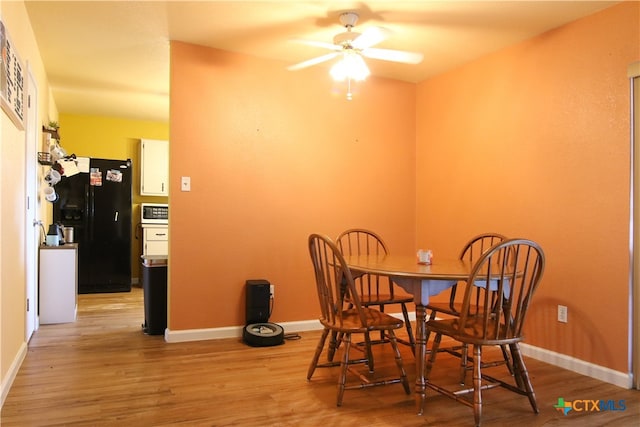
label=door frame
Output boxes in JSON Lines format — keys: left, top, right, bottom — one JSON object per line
{"left": 629, "top": 61, "right": 639, "bottom": 389}
{"left": 25, "top": 63, "right": 40, "bottom": 340}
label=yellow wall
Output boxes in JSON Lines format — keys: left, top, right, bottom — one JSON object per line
{"left": 0, "top": 0, "right": 57, "bottom": 400}
{"left": 415, "top": 1, "right": 639, "bottom": 373}
{"left": 58, "top": 114, "right": 169, "bottom": 280}
{"left": 169, "top": 42, "right": 417, "bottom": 330}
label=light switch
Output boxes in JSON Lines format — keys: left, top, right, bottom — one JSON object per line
{"left": 181, "top": 176, "right": 191, "bottom": 192}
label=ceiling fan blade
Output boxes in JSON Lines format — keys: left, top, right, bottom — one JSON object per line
{"left": 362, "top": 47, "right": 424, "bottom": 64}
{"left": 287, "top": 52, "right": 339, "bottom": 71}
{"left": 290, "top": 39, "right": 341, "bottom": 51}
{"left": 352, "top": 26, "right": 389, "bottom": 50}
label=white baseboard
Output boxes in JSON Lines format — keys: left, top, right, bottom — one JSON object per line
{"left": 519, "top": 343, "right": 632, "bottom": 389}
{"left": 164, "top": 319, "right": 323, "bottom": 343}
{"left": 165, "top": 311, "right": 631, "bottom": 390}
{"left": 1, "top": 342, "right": 27, "bottom": 408}
{"left": 163, "top": 312, "right": 420, "bottom": 343}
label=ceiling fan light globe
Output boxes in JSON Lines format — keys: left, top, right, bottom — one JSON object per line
{"left": 329, "top": 60, "right": 347, "bottom": 81}
{"left": 330, "top": 52, "right": 370, "bottom": 82}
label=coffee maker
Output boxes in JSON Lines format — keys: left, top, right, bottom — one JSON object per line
{"left": 46, "top": 223, "right": 65, "bottom": 246}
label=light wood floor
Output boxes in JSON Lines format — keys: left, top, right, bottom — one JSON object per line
{"left": 1, "top": 287, "right": 638, "bottom": 426}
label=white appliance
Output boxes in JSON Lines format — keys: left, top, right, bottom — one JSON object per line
{"left": 141, "top": 203, "right": 168, "bottom": 257}
{"left": 141, "top": 203, "right": 168, "bottom": 224}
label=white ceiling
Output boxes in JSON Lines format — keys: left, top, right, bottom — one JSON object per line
{"left": 24, "top": 1, "right": 619, "bottom": 122}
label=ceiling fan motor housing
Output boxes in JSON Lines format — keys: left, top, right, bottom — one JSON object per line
{"left": 333, "top": 12, "right": 361, "bottom": 47}
{"left": 334, "top": 12, "right": 360, "bottom": 47}
{"left": 339, "top": 12, "right": 359, "bottom": 27}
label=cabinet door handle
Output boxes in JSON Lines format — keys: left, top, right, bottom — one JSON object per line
{"left": 155, "top": 233, "right": 167, "bottom": 237}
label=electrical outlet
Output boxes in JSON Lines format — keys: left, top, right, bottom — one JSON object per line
{"left": 558, "top": 305, "right": 568, "bottom": 323}
{"left": 269, "top": 284, "right": 275, "bottom": 299}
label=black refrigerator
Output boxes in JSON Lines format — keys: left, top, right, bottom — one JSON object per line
{"left": 53, "top": 158, "right": 132, "bottom": 293}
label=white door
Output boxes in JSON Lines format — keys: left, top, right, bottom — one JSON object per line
{"left": 25, "top": 66, "right": 39, "bottom": 340}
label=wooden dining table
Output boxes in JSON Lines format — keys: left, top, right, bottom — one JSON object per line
{"left": 343, "top": 253, "right": 473, "bottom": 415}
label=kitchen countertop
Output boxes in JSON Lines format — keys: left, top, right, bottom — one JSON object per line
{"left": 141, "top": 254, "right": 168, "bottom": 266}
{"left": 40, "top": 243, "right": 79, "bottom": 249}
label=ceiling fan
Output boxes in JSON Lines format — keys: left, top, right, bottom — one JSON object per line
{"left": 287, "top": 12, "right": 424, "bottom": 76}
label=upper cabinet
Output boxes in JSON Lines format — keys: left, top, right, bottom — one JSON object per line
{"left": 140, "top": 139, "right": 169, "bottom": 196}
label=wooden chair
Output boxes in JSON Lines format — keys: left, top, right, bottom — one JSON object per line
{"left": 306, "top": 233, "right": 411, "bottom": 406}
{"left": 425, "top": 233, "right": 511, "bottom": 383}
{"left": 336, "top": 229, "right": 416, "bottom": 365}
{"left": 424, "top": 238, "right": 545, "bottom": 426}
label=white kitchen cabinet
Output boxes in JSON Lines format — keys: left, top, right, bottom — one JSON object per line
{"left": 39, "top": 244, "right": 78, "bottom": 324}
{"left": 142, "top": 225, "right": 169, "bottom": 257}
{"left": 140, "top": 138, "right": 169, "bottom": 196}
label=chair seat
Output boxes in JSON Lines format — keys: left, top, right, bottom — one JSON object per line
{"left": 426, "top": 301, "right": 492, "bottom": 318}
{"left": 359, "top": 293, "right": 414, "bottom": 305}
{"left": 426, "top": 317, "right": 522, "bottom": 346}
{"left": 425, "top": 301, "right": 460, "bottom": 317}
{"left": 322, "top": 307, "right": 405, "bottom": 332}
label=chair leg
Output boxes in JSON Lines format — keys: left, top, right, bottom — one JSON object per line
{"left": 308, "top": 328, "right": 330, "bottom": 380}
{"left": 401, "top": 303, "right": 416, "bottom": 355}
{"left": 425, "top": 309, "right": 437, "bottom": 353}
{"left": 472, "top": 344, "right": 483, "bottom": 427}
{"left": 425, "top": 332, "right": 442, "bottom": 380}
{"left": 337, "top": 332, "right": 352, "bottom": 407}
{"left": 510, "top": 343, "right": 539, "bottom": 413}
{"left": 460, "top": 343, "right": 512, "bottom": 385}
{"left": 387, "top": 330, "right": 411, "bottom": 394}
{"left": 500, "top": 344, "right": 514, "bottom": 375}
{"left": 364, "top": 331, "right": 374, "bottom": 373}
{"left": 378, "top": 304, "right": 386, "bottom": 342}
{"left": 509, "top": 344, "right": 524, "bottom": 390}
{"left": 509, "top": 343, "right": 529, "bottom": 390}
{"left": 460, "top": 344, "right": 469, "bottom": 385}
{"left": 382, "top": 303, "right": 415, "bottom": 353}
{"left": 328, "top": 331, "right": 339, "bottom": 362}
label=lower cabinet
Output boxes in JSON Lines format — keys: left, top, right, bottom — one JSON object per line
{"left": 39, "top": 244, "right": 78, "bottom": 324}
{"left": 142, "top": 225, "right": 168, "bottom": 257}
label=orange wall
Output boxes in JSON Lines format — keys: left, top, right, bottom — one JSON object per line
{"left": 169, "top": 42, "right": 417, "bottom": 330}
{"left": 416, "top": 2, "right": 639, "bottom": 372}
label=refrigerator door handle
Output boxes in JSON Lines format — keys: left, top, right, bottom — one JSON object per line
{"left": 85, "top": 184, "right": 92, "bottom": 241}
{"left": 90, "top": 185, "right": 95, "bottom": 240}
{"left": 114, "top": 211, "right": 119, "bottom": 222}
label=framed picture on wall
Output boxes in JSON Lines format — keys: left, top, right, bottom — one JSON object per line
{"left": 0, "top": 20, "right": 25, "bottom": 130}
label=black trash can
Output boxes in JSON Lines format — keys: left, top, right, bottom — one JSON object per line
{"left": 141, "top": 255, "right": 167, "bottom": 335}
